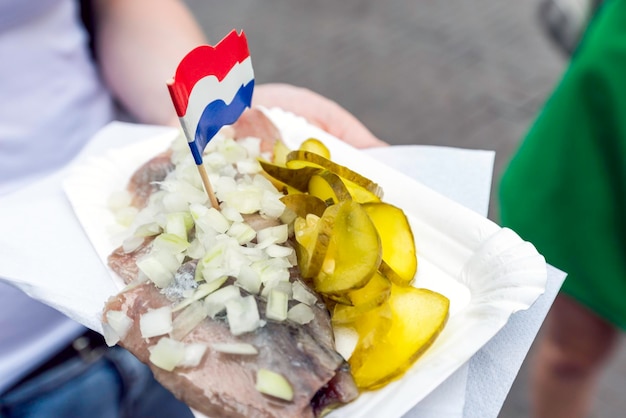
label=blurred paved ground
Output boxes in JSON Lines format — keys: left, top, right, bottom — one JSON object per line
{"left": 184, "top": 1, "right": 625, "bottom": 416}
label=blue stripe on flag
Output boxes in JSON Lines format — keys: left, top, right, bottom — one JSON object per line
{"left": 188, "top": 80, "right": 255, "bottom": 165}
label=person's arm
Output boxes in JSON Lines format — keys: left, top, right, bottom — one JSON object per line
{"left": 93, "top": 0, "right": 207, "bottom": 127}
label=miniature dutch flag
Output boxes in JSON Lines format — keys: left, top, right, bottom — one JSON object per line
{"left": 167, "top": 30, "right": 254, "bottom": 165}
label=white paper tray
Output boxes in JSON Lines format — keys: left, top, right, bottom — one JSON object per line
{"left": 63, "top": 108, "right": 547, "bottom": 418}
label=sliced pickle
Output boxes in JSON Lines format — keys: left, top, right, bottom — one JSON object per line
{"left": 349, "top": 286, "right": 449, "bottom": 390}
{"left": 308, "top": 170, "right": 352, "bottom": 205}
{"left": 312, "top": 201, "right": 381, "bottom": 295}
{"left": 378, "top": 260, "right": 410, "bottom": 287}
{"left": 330, "top": 272, "right": 391, "bottom": 323}
{"left": 280, "top": 194, "right": 327, "bottom": 219}
{"left": 293, "top": 215, "right": 319, "bottom": 279}
{"left": 331, "top": 302, "right": 360, "bottom": 324}
{"left": 294, "top": 212, "right": 333, "bottom": 279}
{"left": 258, "top": 160, "right": 321, "bottom": 192}
{"left": 343, "top": 179, "right": 381, "bottom": 203}
{"left": 299, "top": 138, "right": 331, "bottom": 159}
{"left": 351, "top": 302, "right": 393, "bottom": 350}
{"left": 285, "top": 150, "right": 383, "bottom": 198}
{"left": 363, "top": 202, "right": 417, "bottom": 286}
{"left": 272, "top": 139, "right": 291, "bottom": 166}
{"left": 344, "top": 271, "right": 391, "bottom": 307}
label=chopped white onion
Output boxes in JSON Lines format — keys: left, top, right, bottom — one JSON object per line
{"left": 200, "top": 266, "right": 229, "bottom": 285}
{"left": 195, "top": 238, "right": 235, "bottom": 282}
{"left": 236, "top": 159, "right": 261, "bottom": 174}
{"left": 220, "top": 204, "right": 244, "bottom": 223}
{"left": 105, "top": 310, "right": 133, "bottom": 341}
{"left": 178, "top": 343, "right": 207, "bottom": 368}
{"left": 161, "top": 191, "right": 190, "bottom": 213}
{"left": 227, "top": 222, "right": 257, "bottom": 245}
{"left": 252, "top": 174, "right": 278, "bottom": 192}
{"left": 136, "top": 253, "right": 176, "bottom": 288}
{"left": 133, "top": 222, "right": 162, "bottom": 238}
{"left": 260, "top": 190, "right": 286, "bottom": 219}
{"left": 122, "top": 236, "right": 145, "bottom": 253}
{"left": 287, "top": 303, "right": 315, "bottom": 325}
{"left": 203, "top": 151, "right": 227, "bottom": 170}
{"left": 185, "top": 238, "right": 205, "bottom": 259}
{"left": 235, "top": 265, "right": 262, "bottom": 295}
{"left": 174, "top": 181, "right": 207, "bottom": 205}
{"left": 165, "top": 212, "right": 191, "bottom": 240}
{"left": 266, "top": 289, "right": 288, "bottom": 322}
{"left": 153, "top": 233, "right": 190, "bottom": 254}
{"left": 265, "top": 244, "right": 294, "bottom": 259}
{"left": 261, "top": 280, "right": 292, "bottom": 299}
{"left": 333, "top": 326, "right": 360, "bottom": 360}
{"left": 210, "top": 342, "right": 258, "bottom": 355}
{"left": 205, "top": 285, "right": 241, "bottom": 318}
{"left": 256, "top": 224, "right": 289, "bottom": 246}
{"left": 148, "top": 337, "right": 186, "bottom": 371}
{"left": 140, "top": 306, "right": 173, "bottom": 338}
{"left": 239, "top": 245, "right": 265, "bottom": 263}
{"left": 219, "top": 137, "right": 248, "bottom": 163}
{"left": 170, "top": 301, "right": 207, "bottom": 340}
{"left": 219, "top": 164, "right": 238, "bottom": 179}
{"left": 255, "top": 369, "right": 294, "bottom": 401}
{"left": 191, "top": 203, "right": 230, "bottom": 234}
{"left": 102, "top": 323, "right": 120, "bottom": 347}
{"left": 224, "top": 187, "right": 263, "bottom": 214}
{"left": 292, "top": 281, "right": 318, "bottom": 306}
{"left": 251, "top": 258, "right": 291, "bottom": 285}
{"left": 225, "top": 295, "right": 261, "bottom": 336}
{"left": 214, "top": 175, "right": 237, "bottom": 199}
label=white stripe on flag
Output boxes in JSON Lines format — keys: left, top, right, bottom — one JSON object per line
{"left": 180, "top": 57, "right": 254, "bottom": 143}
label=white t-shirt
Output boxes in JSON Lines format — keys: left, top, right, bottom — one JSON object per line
{"left": 0, "top": 0, "right": 114, "bottom": 392}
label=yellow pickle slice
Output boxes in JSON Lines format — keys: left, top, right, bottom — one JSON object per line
{"left": 280, "top": 194, "right": 327, "bottom": 219}
{"left": 272, "top": 139, "right": 291, "bottom": 166}
{"left": 299, "top": 138, "right": 331, "bottom": 159}
{"left": 308, "top": 170, "right": 352, "bottom": 205}
{"left": 312, "top": 200, "right": 382, "bottom": 295}
{"left": 293, "top": 213, "right": 331, "bottom": 279}
{"left": 258, "top": 159, "right": 321, "bottom": 193}
{"left": 330, "top": 272, "right": 391, "bottom": 323}
{"left": 348, "top": 286, "right": 449, "bottom": 390}
{"left": 363, "top": 202, "right": 417, "bottom": 286}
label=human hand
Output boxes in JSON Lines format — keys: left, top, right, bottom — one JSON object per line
{"left": 253, "top": 83, "right": 388, "bottom": 148}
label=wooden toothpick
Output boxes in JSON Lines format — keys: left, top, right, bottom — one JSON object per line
{"left": 197, "top": 164, "right": 219, "bottom": 209}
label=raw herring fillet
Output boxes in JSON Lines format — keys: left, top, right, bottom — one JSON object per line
{"left": 102, "top": 108, "right": 358, "bottom": 417}
{"left": 104, "top": 279, "right": 355, "bottom": 417}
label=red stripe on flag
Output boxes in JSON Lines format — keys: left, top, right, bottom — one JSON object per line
{"left": 167, "top": 30, "right": 251, "bottom": 117}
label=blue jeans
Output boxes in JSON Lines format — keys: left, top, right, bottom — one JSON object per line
{"left": 0, "top": 346, "right": 194, "bottom": 418}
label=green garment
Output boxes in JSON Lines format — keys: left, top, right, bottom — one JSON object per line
{"left": 499, "top": 0, "right": 626, "bottom": 329}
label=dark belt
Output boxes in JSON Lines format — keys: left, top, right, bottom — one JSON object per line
{"left": 5, "top": 329, "right": 107, "bottom": 394}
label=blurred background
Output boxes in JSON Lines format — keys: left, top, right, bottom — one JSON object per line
{"left": 183, "top": 0, "right": 565, "bottom": 222}
{"left": 183, "top": 0, "right": 626, "bottom": 416}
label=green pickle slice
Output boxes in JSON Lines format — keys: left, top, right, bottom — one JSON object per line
{"left": 312, "top": 201, "right": 381, "bottom": 295}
